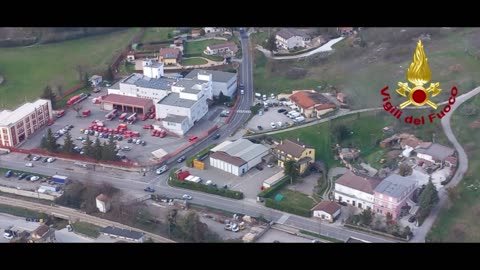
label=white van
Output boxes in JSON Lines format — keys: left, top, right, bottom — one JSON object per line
{"left": 263, "top": 94, "right": 267, "bottom": 101}
{"left": 255, "top": 93, "right": 261, "bottom": 98}
{"left": 156, "top": 165, "right": 168, "bottom": 175}
{"left": 294, "top": 116, "right": 306, "bottom": 123}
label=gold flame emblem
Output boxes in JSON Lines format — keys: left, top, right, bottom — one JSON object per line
{"left": 396, "top": 40, "right": 441, "bottom": 109}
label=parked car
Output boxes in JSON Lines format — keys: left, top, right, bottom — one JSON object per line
{"left": 144, "top": 187, "right": 155, "bottom": 193}
{"left": 257, "top": 125, "right": 263, "bottom": 131}
{"left": 3, "top": 232, "right": 13, "bottom": 240}
{"left": 32, "top": 155, "right": 42, "bottom": 161}
{"left": 256, "top": 164, "right": 263, "bottom": 171}
{"left": 156, "top": 165, "right": 168, "bottom": 175}
{"left": 277, "top": 109, "right": 287, "bottom": 113}
{"left": 47, "top": 157, "right": 56, "bottom": 163}
{"left": 267, "top": 163, "right": 274, "bottom": 168}
{"left": 25, "top": 163, "right": 33, "bottom": 167}
{"left": 213, "top": 133, "right": 221, "bottom": 140}
{"left": 408, "top": 216, "right": 416, "bottom": 223}
{"left": 30, "top": 176, "right": 40, "bottom": 181}
{"left": 122, "top": 146, "right": 131, "bottom": 151}
{"left": 182, "top": 194, "right": 192, "bottom": 200}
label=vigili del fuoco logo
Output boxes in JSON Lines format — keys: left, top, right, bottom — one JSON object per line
{"left": 380, "top": 40, "right": 458, "bottom": 125}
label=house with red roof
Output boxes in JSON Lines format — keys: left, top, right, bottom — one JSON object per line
{"left": 159, "top": 47, "right": 181, "bottom": 65}
{"left": 289, "top": 90, "right": 337, "bottom": 118}
{"left": 312, "top": 201, "right": 341, "bottom": 223}
{"left": 334, "top": 171, "right": 382, "bottom": 210}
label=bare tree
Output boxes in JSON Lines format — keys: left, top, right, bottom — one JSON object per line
{"left": 56, "top": 84, "right": 64, "bottom": 97}
{"left": 72, "top": 104, "right": 83, "bottom": 116}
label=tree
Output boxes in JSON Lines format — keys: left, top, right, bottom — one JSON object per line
{"left": 333, "top": 124, "right": 351, "bottom": 142}
{"left": 284, "top": 160, "right": 298, "bottom": 184}
{"left": 386, "top": 212, "right": 393, "bottom": 225}
{"left": 41, "top": 85, "right": 57, "bottom": 109}
{"left": 200, "top": 29, "right": 206, "bottom": 36}
{"left": 417, "top": 179, "right": 439, "bottom": 223}
{"left": 56, "top": 84, "right": 64, "bottom": 97}
{"left": 403, "top": 226, "right": 413, "bottom": 239}
{"left": 105, "top": 67, "right": 114, "bottom": 82}
{"left": 399, "top": 162, "right": 413, "bottom": 176}
{"left": 84, "top": 73, "right": 90, "bottom": 88}
{"left": 72, "top": 104, "right": 83, "bottom": 117}
{"left": 359, "top": 208, "right": 373, "bottom": 226}
{"left": 105, "top": 136, "right": 117, "bottom": 161}
{"left": 264, "top": 34, "right": 277, "bottom": 52}
{"left": 75, "top": 65, "right": 84, "bottom": 81}
{"left": 180, "top": 211, "right": 209, "bottom": 242}
{"left": 93, "top": 138, "right": 103, "bottom": 161}
{"left": 83, "top": 136, "right": 94, "bottom": 158}
{"left": 44, "top": 128, "right": 58, "bottom": 152}
{"left": 63, "top": 131, "right": 74, "bottom": 154}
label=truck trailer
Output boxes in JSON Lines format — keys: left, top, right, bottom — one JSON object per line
{"left": 51, "top": 175, "right": 69, "bottom": 185}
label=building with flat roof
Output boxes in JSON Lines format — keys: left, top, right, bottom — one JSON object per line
{"left": 100, "top": 226, "right": 144, "bottom": 243}
{"left": 101, "top": 94, "right": 154, "bottom": 115}
{"left": 0, "top": 99, "right": 53, "bottom": 147}
{"left": 373, "top": 174, "right": 417, "bottom": 220}
{"left": 210, "top": 139, "right": 269, "bottom": 176}
{"left": 185, "top": 69, "right": 237, "bottom": 97}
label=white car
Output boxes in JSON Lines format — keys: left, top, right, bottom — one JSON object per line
{"left": 47, "top": 157, "right": 56, "bottom": 163}
{"left": 3, "top": 232, "right": 13, "bottom": 240}
{"left": 25, "top": 162, "right": 33, "bottom": 167}
{"left": 270, "top": 122, "right": 276, "bottom": 129}
{"left": 182, "top": 194, "right": 193, "bottom": 200}
{"left": 156, "top": 165, "right": 168, "bottom": 175}
{"left": 30, "top": 176, "right": 40, "bottom": 181}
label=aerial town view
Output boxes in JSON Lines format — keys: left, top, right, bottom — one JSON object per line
{"left": 0, "top": 27, "right": 478, "bottom": 243}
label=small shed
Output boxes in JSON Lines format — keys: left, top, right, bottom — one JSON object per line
{"left": 312, "top": 201, "right": 341, "bottom": 223}
{"left": 96, "top": 194, "right": 111, "bottom": 213}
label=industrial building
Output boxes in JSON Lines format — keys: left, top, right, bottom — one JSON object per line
{"left": 100, "top": 226, "right": 145, "bottom": 243}
{"left": 0, "top": 99, "right": 53, "bottom": 147}
{"left": 209, "top": 139, "right": 269, "bottom": 176}
{"left": 185, "top": 69, "right": 238, "bottom": 97}
{"left": 101, "top": 94, "right": 154, "bottom": 115}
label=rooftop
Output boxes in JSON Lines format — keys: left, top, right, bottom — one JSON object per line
{"left": 415, "top": 143, "right": 455, "bottom": 161}
{"left": 102, "top": 94, "right": 153, "bottom": 108}
{"left": 274, "top": 138, "right": 312, "bottom": 158}
{"left": 336, "top": 171, "right": 381, "bottom": 194}
{"left": 207, "top": 42, "right": 238, "bottom": 50}
{"left": 101, "top": 226, "right": 144, "bottom": 240}
{"left": 0, "top": 99, "right": 50, "bottom": 126}
{"left": 276, "top": 28, "right": 310, "bottom": 40}
{"left": 290, "top": 91, "right": 333, "bottom": 109}
{"left": 163, "top": 114, "right": 188, "bottom": 124}
{"left": 215, "top": 139, "right": 269, "bottom": 162}
{"left": 158, "top": 92, "right": 197, "bottom": 108}
{"left": 185, "top": 69, "right": 236, "bottom": 83}
{"left": 312, "top": 201, "right": 341, "bottom": 215}
{"left": 159, "top": 47, "right": 180, "bottom": 59}
{"left": 96, "top": 194, "right": 110, "bottom": 202}
{"left": 173, "top": 79, "right": 205, "bottom": 94}
{"left": 210, "top": 151, "right": 246, "bottom": 167}
{"left": 32, "top": 224, "right": 50, "bottom": 238}
{"left": 374, "top": 174, "right": 417, "bottom": 199}
{"left": 122, "top": 73, "right": 175, "bottom": 90}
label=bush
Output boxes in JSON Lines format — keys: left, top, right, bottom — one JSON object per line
{"left": 258, "top": 176, "right": 289, "bottom": 198}
{"left": 169, "top": 177, "right": 243, "bottom": 200}
{"left": 264, "top": 198, "right": 311, "bottom": 217}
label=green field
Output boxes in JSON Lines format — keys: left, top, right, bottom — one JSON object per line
{"left": 141, "top": 27, "right": 174, "bottom": 43}
{"left": 271, "top": 110, "right": 450, "bottom": 168}
{"left": 0, "top": 204, "right": 48, "bottom": 219}
{"left": 253, "top": 28, "right": 480, "bottom": 110}
{"left": 184, "top": 39, "right": 228, "bottom": 61}
{"left": 72, "top": 221, "right": 102, "bottom": 238}
{"left": 273, "top": 189, "right": 316, "bottom": 210}
{"left": 427, "top": 93, "right": 480, "bottom": 242}
{"left": 182, "top": 57, "right": 208, "bottom": 66}
{"left": 0, "top": 28, "right": 140, "bottom": 109}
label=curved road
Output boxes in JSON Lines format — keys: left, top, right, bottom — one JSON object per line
{"left": 256, "top": 37, "right": 344, "bottom": 60}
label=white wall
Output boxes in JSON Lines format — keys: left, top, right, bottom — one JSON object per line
{"left": 417, "top": 153, "right": 434, "bottom": 163}
{"left": 118, "top": 83, "right": 168, "bottom": 102}
{"left": 313, "top": 209, "right": 341, "bottom": 222}
{"left": 212, "top": 77, "right": 237, "bottom": 97}
{"left": 143, "top": 65, "right": 164, "bottom": 79}
{"left": 162, "top": 118, "right": 191, "bottom": 135}
{"left": 334, "top": 183, "right": 375, "bottom": 209}
{"left": 96, "top": 200, "right": 107, "bottom": 213}
{"left": 155, "top": 96, "right": 208, "bottom": 126}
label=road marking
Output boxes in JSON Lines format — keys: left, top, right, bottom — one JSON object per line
{"left": 277, "top": 214, "right": 291, "bottom": 224}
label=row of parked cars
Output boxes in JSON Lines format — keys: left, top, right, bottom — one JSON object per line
{"left": 4, "top": 170, "right": 42, "bottom": 182}
{"left": 53, "top": 125, "right": 75, "bottom": 140}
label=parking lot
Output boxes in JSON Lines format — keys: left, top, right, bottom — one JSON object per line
{"left": 246, "top": 98, "right": 300, "bottom": 132}
{"left": 20, "top": 89, "right": 227, "bottom": 164}
{"left": 183, "top": 160, "right": 282, "bottom": 200}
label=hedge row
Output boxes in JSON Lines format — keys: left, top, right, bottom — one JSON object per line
{"left": 264, "top": 198, "right": 311, "bottom": 217}
{"left": 186, "top": 144, "right": 217, "bottom": 167}
{"left": 257, "top": 176, "right": 289, "bottom": 198}
{"left": 169, "top": 178, "right": 243, "bottom": 200}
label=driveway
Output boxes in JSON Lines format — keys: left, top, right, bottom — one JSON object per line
{"left": 257, "top": 37, "right": 344, "bottom": 60}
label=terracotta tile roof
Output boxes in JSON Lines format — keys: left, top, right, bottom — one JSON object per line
{"left": 96, "top": 194, "right": 110, "bottom": 202}
{"left": 445, "top": 155, "right": 457, "bottom": 164}
{"left": 290, "top": 91, "right": 332, "bottom": 109}
{"left": 274, "top": 139, "right": 311, "bottom": 158}
{"left": 312, "top": 201, "right": 341, "bottom": 215}
{"left": 336, "top": 171, "right": 381, "bottom": 195}
{"left": 102, "top": 94, "right": 153, "bottom": 108}
{"left": 159, "top": 48, "right": 180, "bottom": 59}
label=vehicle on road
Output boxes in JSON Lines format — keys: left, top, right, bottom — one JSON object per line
{"left": 144, "top": 187, "right": 155, "bottom": 193}
{"left": 267, "top": 163, "right": 274, "bottom": 168}
{"left": 4, "top": 170, "right": 12, "bottom": 178}
{"left": 182, "top": 194, "right": 192, "bottom": 200}
{"left": 32, "top": 155, "right": 42, "bottom": 161}
{"left": 47, "top": 157, "right": 56, "bottom": 163}
{"left": 25, "top": 162, "right": 33, "bottom": 167}
{"left": 240, "top": 89, "right": 244, "bottom": 95}
{"left": 270, "top": 122, "right": 276, "bottom": 129}
{"left": 122, "top": 146, "right": 131, "bottom": 151}
{"left": 256, "top": 164, "right": 263, "bottom": 171}
{"left": 213, "top": 133, "right": 221, "bottom": 140}
{"left": 156, "top": 165, "right": 168, "bottom": 175}
{"left": 189, "top": 136, "right": 198, "bottom": 142}
{"left": 408, "top": 216, "right": 416, "bottom": 223}
{"left": 177, "top": 156, "right": 186, "bottom": 163}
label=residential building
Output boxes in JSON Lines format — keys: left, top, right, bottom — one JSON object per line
{"left": 89, "top": 75, "right": 103, "bottom": 87}
{"left": 159, "top": 48, "right": 181, "bottom": 65}
{"left": 204, "top": 42, "right": 238, "bottom": 57}
{"left": 142, "top": 58, "right": 164, "bottom": 79}
{"left": 312, "top": 201, "right": 341, "bottom": 223}
{"left": 415, "top": 143, "right": 455, "bottom": 167}
{"left": 185, "top": 69, "right": 237, "bottom": 97}
{"left": 191, "top": 29, "right": 202, "bottom": 37}
{"left": 289, "top": 90, "right": 336, "bottom": 118}
{"left": 96, "top": 194, "right": 111, "bottom": 213}
{"left": 204, "top": 27, "right": 226, "bottom": 34}
{"left": 0, "top": 99, "right": 53, "bottom": 147}
{"left": 373, "top": 174, "right": 417, "bottom": 220}
{"left": 29, "top": 224, "right": 55, "bottom": 243}
{"left": 100, "top": 226, "right": 144, "bottom": 243}
{"left": 445, "top": 155, "right": 457, "bottom": 168}
{"left": 275, "top": 29, "right": 311, "bottom": 50}
{"left": 337, "top": 27, "right": 355, "bottom": 36}
{"left": 209, "top": 139, "right": 269, "bottom": 176}
{"left": 334, "top": 171, "right": 381, "bottom": 210}
{"left": 272, "top": 138, "right": 315, "bottom": 175}
{"left": 336, "top": 92, "right": 346, "bottom": 103}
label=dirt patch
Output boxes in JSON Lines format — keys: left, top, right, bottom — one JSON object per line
{"left": 469, "top": 120, "right": 480, "bottom": 129}
{"left": 387, "top": 150, "right": 402, "bottom": 159}
{"left": 449, "top": 223, "right": 466, "bottom": 242}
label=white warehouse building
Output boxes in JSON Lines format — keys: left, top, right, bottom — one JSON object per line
{"left": 209, "top": 139, "right": 269, "bottom": 176}
{"left": 185, "top": 69, "right": 237, "bottom": 97}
